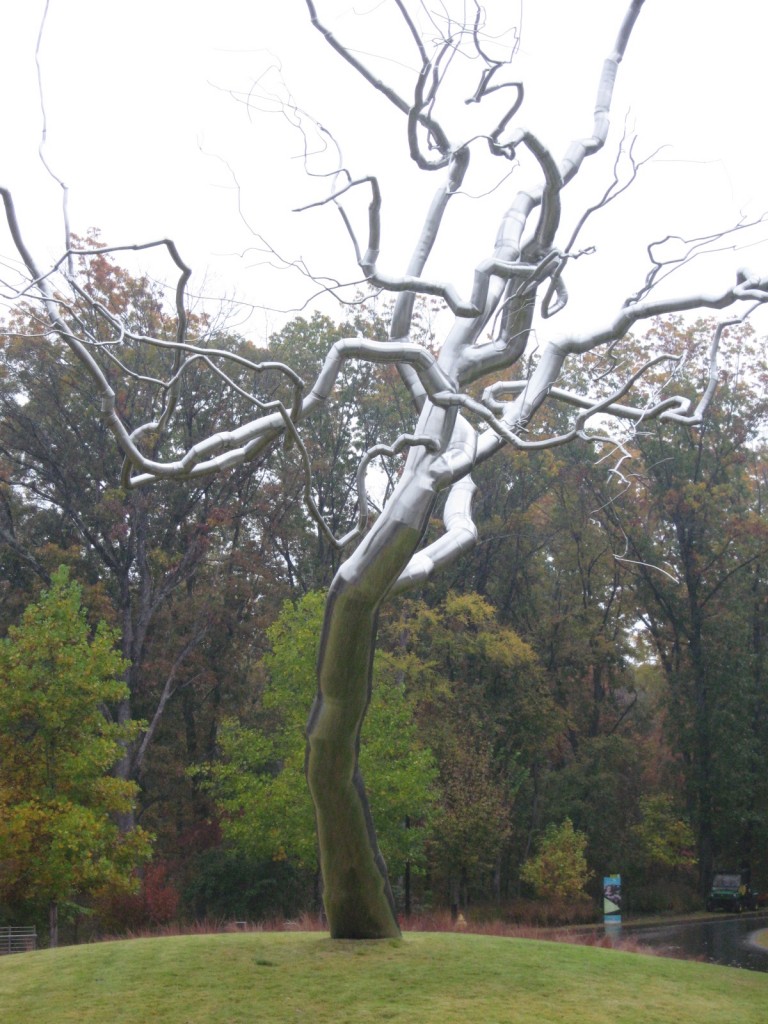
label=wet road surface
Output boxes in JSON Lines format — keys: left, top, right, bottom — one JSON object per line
{"left": 619, "top": 913, "right": 768, "bottom": 972}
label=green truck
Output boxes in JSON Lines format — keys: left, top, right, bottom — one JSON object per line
{"left": 706, "top": 872, "right": 757, "bottom": 913}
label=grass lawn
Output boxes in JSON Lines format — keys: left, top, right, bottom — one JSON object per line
{"left": 1, "top": 931, "right": 766, "bottom": 1024}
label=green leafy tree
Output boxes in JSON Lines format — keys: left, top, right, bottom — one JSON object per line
{"left": 630, "top": 794, "right": 696, "bottom": 873}
{"left": 520, "top": 818, "right": 593, "bottom": 903}
{"left": 201, "top": 592, "right": 437, "bottom": 904}
{"left": 266, "top": 309, "right": 414, "bottom": 590}
{"left": 540, "top": 734, "right": 646, "bottom": 885}
{"left": 428, "top": 737, "right": 514, "bottom": 912}
{"left": 439, "top": 435, "right": 646, "bottom": 890}
{"left": 0, "top": 567, "right": 151, "bottom": 945}
{"left": 382, "top": 591, "right": 559, "bottom": 904}
{"left": 4, "top": 0, "right": 766, "bottom": 942}
{"left": 591, "top": 319, "right": 768, "bottom": 887}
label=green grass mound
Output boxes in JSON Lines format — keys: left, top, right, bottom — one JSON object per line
{"left": 1, "top": 931, "right": 766, "bottom": 1024}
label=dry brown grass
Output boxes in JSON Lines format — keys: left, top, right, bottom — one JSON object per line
{"left": 101, "top": 909, "right": 661, "bottom": 959}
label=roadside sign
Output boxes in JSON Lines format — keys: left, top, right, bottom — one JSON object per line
{"left": 603, "top": 874, "right": 621, "bottom": 923}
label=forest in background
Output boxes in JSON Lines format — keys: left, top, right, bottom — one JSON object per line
{"left": 2, "top": 250, "right": 767, "bottom": 940}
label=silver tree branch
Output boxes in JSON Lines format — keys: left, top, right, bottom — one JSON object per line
{"left": 4, "top": 0, "right": 766, "bottom": 941}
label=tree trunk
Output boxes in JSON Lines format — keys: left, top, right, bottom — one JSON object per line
{"left": 49, "top": 900, "right": 58, "bottom": 949}
{"left": 404, "top": 815, "right": 412, "bottom": 918}
{"left": 306, "top": 454, "right": 438, "bottom": 938}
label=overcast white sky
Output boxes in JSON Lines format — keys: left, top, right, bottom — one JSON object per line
{"left": 2, "top": 0, "right": 768, "bottom": 341}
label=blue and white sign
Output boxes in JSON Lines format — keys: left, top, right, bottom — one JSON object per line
{"left": 603, "top": 874, "right": 621, "bottom": 923}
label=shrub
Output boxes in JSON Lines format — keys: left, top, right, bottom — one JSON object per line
{"left": 520, "top": 819, "right": 593, "bottom": 902}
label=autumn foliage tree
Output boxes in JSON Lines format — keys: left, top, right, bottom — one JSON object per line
{"left": 381, "top": 591, "right": 558, "bottom": 906}
{"left": 520, "top": 818, "right": 593, "bottom": 904}
{"left": 0, "top": 567, "right": 151, "bottom": 945}
{"left": 0, "top": 245, "right": 286, "bottom": 845}
{"left": 4, "top": 0, "right": 768, "bottom": 939}
{"left": 586, "top": 319, "right": 768, "bottom": 887}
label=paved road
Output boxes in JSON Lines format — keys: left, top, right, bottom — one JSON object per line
{"left": 620, "top": 913, "right": 768, "bottom": 972}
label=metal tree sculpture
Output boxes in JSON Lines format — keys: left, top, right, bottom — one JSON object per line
{"left": 3, "top": 0, "right": 768, "bottom": 938}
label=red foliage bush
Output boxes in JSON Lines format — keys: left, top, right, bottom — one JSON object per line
{"left": 95, "top": 862, "right": 180, "bottom": 934}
